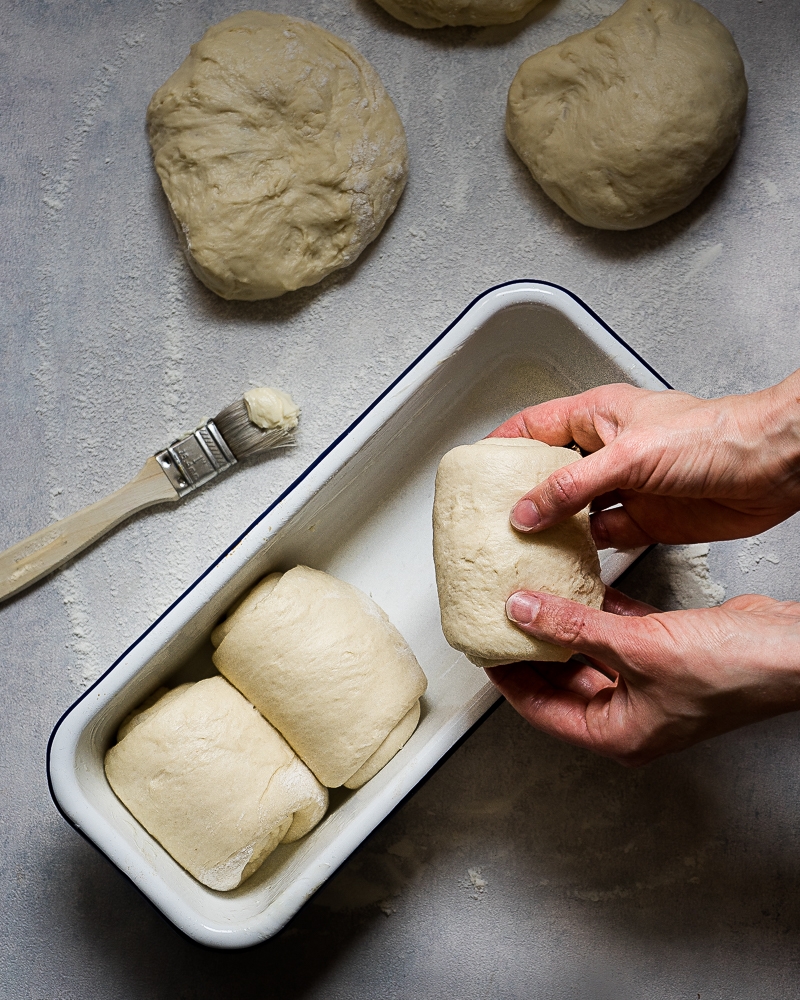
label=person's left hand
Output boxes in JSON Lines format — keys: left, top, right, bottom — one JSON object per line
{"left": 486, "top": 588, "right": 800, "bottom": 766}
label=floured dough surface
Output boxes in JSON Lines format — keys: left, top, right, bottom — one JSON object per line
{"left": 506, "top": 0, "right": 747, "bottom": 230}
{"left": 373, "top": 0, "right": 544, "bottom": 29}
{"left": 147, "top": 11, "right": 408, "bottom": 300}
{"left": 433, "top": 438, "right": 604, "bottom": 667}
{"left": 105, "top": 677, "right": 327, "bottom": 891}
{"left": 212, "top": 566, "right": 427, "bottom": 788}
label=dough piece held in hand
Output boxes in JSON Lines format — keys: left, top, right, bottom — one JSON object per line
{"left": 105, "top": 677, "right": 328, "bottom": 891}
{"left": 373, "top": 0, "right": 544, "bottom": 29}
{"left": 433, "top": 438, "right": 604, "bottom": 667}
{"left": 147, "top": 11, "right": 408, "bottom": 300}
{"left": 212, "top": 567, "right": 427, "bottom": 789}
{"left": 506, "top": 0, "right": 747, "bottom": 230}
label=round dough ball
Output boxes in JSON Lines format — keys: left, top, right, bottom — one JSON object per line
{"left": 147, "top": 11, "right": 408, "bottom": 300}
{"left": 506, "top": 0, "right": 747, "bottom": 230}
{"left": 373, "top": 0, "right": 545, "bottom": 29}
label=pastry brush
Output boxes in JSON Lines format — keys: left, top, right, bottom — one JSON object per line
{"left": 0, "top": 393, "right": 297, "bottom": 603}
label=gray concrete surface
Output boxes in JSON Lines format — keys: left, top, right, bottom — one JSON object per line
{"left": 2, "top": 0, "right": 800, "bottom": 996}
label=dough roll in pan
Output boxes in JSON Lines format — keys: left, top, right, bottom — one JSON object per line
{"left": 105, "top": 677, "right": 328, "bottom": 891}
{"left": 212, "top": 566, "right": 428, "bottom": 789}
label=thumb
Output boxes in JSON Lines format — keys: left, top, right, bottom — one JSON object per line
{"left": 510, "top": 447, "right": 626, "bottom": 532}
{"left": 505, "top": 590, "right": 668, "bottom": 671}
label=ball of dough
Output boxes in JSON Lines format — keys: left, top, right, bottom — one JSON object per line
{"left": 432, "top": 439, "right": 604, "bottom": 667}
{"left": 373, "top": 0, "right": 545, "bottom": 29}
{"left": 506, "top": 0, "right": 747, "bottom": 230}
{"left": 105, "top": 677, "right": 328, "bottom": 891}
{"left": 147, "top": 11, "right": 408, "bottom": 300}
{"left": 212, "top": 566, "right": 427, "bottom": 789}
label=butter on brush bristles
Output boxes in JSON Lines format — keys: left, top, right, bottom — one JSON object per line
{"left": 244, "top": 388, "right": 301, "bottom": 434}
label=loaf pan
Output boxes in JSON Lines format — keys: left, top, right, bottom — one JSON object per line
{"left": 48, "top": 280, "right": 670, "bottom": 948}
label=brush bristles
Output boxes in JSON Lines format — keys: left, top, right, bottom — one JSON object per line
{"left": 213, "top": 399, "right": 296, "bottom": 460}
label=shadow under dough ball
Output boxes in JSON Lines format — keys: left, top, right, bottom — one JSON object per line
{"left": 505, "top": 0, "right": 747, "bottom": 230}
{"left": 147, "top": 11, "right": 408, "bottom": 300}
{"left": 373, "top": 0, "right": 545, "bottom": 29}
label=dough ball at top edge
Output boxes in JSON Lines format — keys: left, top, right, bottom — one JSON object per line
{"left": 147, "top": 11, "right": 409, "bottom": 300}
{"left": 505, "top": 0, "right": 747, "bottom": 230}
{"left": 372, "top": 0, "right": 545, "bottom": 29}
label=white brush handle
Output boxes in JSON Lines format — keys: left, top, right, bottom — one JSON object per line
{"left": 0, "top": 456, "right": 179, "bottom": 603}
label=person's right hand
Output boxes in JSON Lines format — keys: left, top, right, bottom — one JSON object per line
{"left": 488, "top": 586, "right": 800, "bottom": 766}
{"left": 489, "top": 372, "right": 800, "bottom": 548}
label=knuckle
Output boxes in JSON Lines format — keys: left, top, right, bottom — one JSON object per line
{"left": 547, "top": 607, "right": 588, "bottom": 646}
{"left": 608, "top": 733, "right": 655, "bottom": 768}
{"left": 590, "top": 512, "right": 611, "bottom": 547}
{"left": 607, "top": 438, "right": 644, "bottom": 483}
{"left": 547, "top": 467, "right": 581, "bottom": 507}
{"left": 623, "top": 616, "right": 669, "bottom": 662}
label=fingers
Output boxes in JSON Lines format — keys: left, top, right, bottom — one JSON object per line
{"left": 505, "top": 590, "right": 666, "bottom": 668}
{"left": 511, "top": 448, "right": 628, "bottom": 532}
{"left": 488, "top": 402, "right": 580, "bottom": 446}
{"left": 486, "top": 662, "right": 608, "bottom": 750}
{"left": 591, "top": 490, "right": 623, "bottom": 511}
{"left": 488, "top": 409, "right": 566, "bottom": 442}
{"left": 534, "top": 660, "right": 617, "bottom": 699}
{"left": 488, "top": 384, "right": 640, "bottom": 451}
{"left": 602, "top": 586, "right": 659, "bottom": 617}
{"left": 590, "top": 506, "right": 656, "bottom": 549}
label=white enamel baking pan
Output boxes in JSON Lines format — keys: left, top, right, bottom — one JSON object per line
{"left": 47, "top": 281, "right": 670, "bottom": 949}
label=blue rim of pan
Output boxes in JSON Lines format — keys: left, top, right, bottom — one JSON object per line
{"left": 45, "top": 278, "right": 672, "bottom": 947}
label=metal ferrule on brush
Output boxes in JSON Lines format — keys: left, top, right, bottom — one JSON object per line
{"left": 155, "top": 421, "right": 237, "bottom": 498}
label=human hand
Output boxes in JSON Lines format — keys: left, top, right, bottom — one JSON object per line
{"left": 486, "top": 587, "right": 800, "bottom": 766}
{"left": 489, "top": 374, "right": 800, "bottom": 547}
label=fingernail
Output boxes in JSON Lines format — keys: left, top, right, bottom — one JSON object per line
{"left": 506, "top": 592, "right": 541, "bottom": 626}
{"left": 511, "top": 498, "right": 540, "bottom": 530}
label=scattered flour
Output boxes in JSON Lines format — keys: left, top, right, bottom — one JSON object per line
{"left": 463, "top": 866, "right": 488, "bottom": 900}
{"left": 387, "top": 838, "right": 416, "bottom": 859}
{"left": 59, "top": 568, "right": 100, "bottom": 689}
{"left": 620, "top": 543, "right": 725, "bottom": 611}
{"left": 737, "top": 535, "right": 781, "bottom": 575}
{"left": 759, "top": 177, "right": 781, "bottom": 205}
{"left": 578, "top": 0, "right": 620, "bottom": 17}
{"left": 663, "top": 543, "right": 726, "bottom": 608}
{"left": 683, "top": 243, "right": 724, "bottom": 284}
{"left": 162, "top": 254, "right": 191, "bottom": 426}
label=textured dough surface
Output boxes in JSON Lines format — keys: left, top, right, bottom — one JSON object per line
{"left": 506, "top": 0, "right": 747, "bottom": 230}
{"left": 105, "top": 677, "right": 327, "bottom": 891}
{"left": 116, "top": 683, "right": 192, "bottom": 741}
{"left": 147, "top": 11, "right": 408, "bottom": 300}
{"left": 433, "top": 439, "right": 604, "bottom": 667}
{"left": 211, "top": 572, "right": 283, "bottom": 649}
{"left": 373, "top": 0, "right": 544, "bottom": 29}
{"left": 344, "top": 701, "right": 421, "bottom": 790}
{"left": 212, "top": 566, "right": 427, "bottom": 787}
